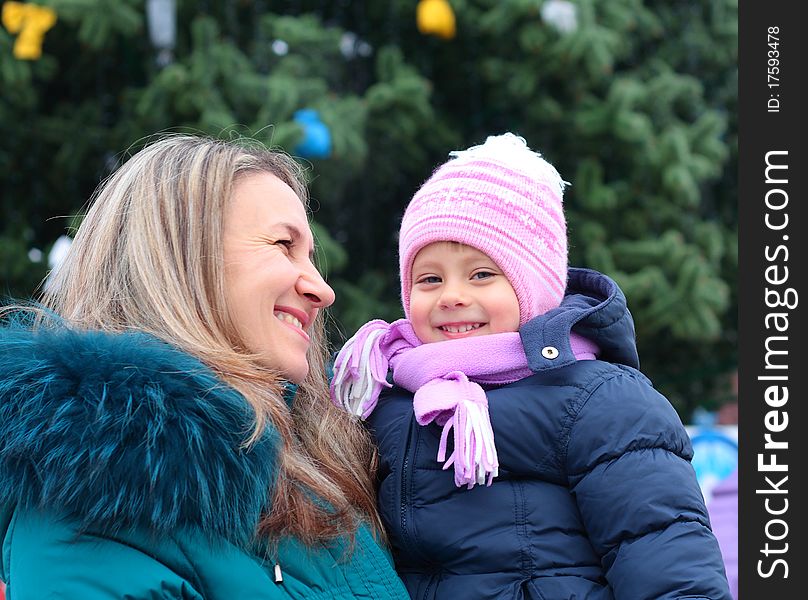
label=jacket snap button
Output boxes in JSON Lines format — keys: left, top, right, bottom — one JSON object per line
{"left": 541, "top": 346, "right": 559, "bottom": 359}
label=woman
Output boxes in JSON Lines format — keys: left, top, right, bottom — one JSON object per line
{"left": 0, "top": 134, "right": 409, "bottom": 599}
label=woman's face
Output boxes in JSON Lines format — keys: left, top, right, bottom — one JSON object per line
{"left": 223, "top": 172, "right": 335, "bottom": 383}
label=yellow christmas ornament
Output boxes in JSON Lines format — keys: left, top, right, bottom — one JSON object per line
{"left": 416, "top": 0, "right": 456, "bottom": 40}
{"left": 2, "top": 1, "right": 57, "bottom": 60}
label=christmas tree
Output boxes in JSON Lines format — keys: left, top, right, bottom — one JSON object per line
{"left": 0, "top": 0, "right": 737, "bottom": 418}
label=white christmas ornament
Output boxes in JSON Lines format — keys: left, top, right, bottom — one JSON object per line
{"left": 48, "top": 235, "right": 72, "bottom": 269}
{"left": 541, "top": 0, "right": 578, "bottom": 34}
{"left": 271, "top": 39, "right": 289, "bottom": 56}
{"left": 44, "top": 235, "right": 72, "bottom": 292}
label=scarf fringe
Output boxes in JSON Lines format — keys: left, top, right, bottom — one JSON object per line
{"left": 430, "top": 375, "right": 499, "bottom": 488}
{"left": 330, "top": 320, "right": 392, "bottom": 418}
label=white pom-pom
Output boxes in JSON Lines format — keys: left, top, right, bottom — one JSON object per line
{"left": 448, "top": 132, "right": 569, "bottom": 200}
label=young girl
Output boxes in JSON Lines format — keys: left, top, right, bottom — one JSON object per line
{"left": 331, "top": 133, "right": 732, "bottom": 599}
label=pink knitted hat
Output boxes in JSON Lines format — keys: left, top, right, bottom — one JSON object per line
{"left": 399, "top": 133, "right": 568, "bottom": 325}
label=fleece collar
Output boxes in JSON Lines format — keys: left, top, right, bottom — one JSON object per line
{"left": 0, "top": 327, "right": 279, "bottom": 546}
{"left": 519, "top": 267, "right": 640, "bottom": 372}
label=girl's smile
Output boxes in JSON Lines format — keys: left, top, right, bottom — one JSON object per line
{"left": 409, "top": 242, "right": 520, "bottom": 344}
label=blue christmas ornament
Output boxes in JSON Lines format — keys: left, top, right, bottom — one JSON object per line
{"left": 293, "top": 109, "right": 332, "bottom": 159}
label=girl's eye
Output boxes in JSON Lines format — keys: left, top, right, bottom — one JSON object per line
{"left": 416, "top": 275, "right": 442, "bottom": 285}
{"left": 472, "top": 271, "right": 495, "bottom": 280}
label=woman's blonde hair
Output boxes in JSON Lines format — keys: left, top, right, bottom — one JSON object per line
{"left": 40, "top": 133, "right": 382, "bottom": 543}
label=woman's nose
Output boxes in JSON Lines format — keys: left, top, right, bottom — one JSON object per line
{"left": 298, "top": 264, "right": 336, "bottom": 308}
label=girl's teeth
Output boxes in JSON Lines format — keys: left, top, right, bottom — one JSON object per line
{"left": 442, "top": 323, "right": 481, "bottom": 333}
{"left": 275, "top": 312, "right": 303, "bottom": 329}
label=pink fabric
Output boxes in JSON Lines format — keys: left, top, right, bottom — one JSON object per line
{"left": 399, "top": 133, "right": 568, "bottom": 325}
{"left": 331, "top": 318, "right": 598, "bottom": 488}
{"left": 389, "top": 325, "right": 533, "bottom": 388}
{"left": 387, "top": 324, "right": 535, "bottom": 487}
{"left": 413, "top": 372, "right": 498, "bottom": 486}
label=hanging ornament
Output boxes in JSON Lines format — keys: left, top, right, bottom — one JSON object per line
{"left": 540, "top": 0, "right": 578, "bottom": 34}
{"left": 43, "top": 235, "right": 72, "bottom": 292}
{"left": 416, "top": 0, "right": 456, "bottom": 40}
{"left": 292, "top": 109, "right": 332, "bottom": 159}
{"left": 2, "top": 1, "right": 57, "bottom": 60}
{"left": 271, "top": 39, "right": 289, "bottom": 56}
{"left": 339, "top": 31, "right": 373, "bottom": 60}
{"left": 146, "top": 0, "right": 177, "bottom": 67}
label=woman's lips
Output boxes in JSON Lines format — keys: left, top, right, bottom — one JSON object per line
{"left": 274, "top": 307, "right": 311, "bottom": 342}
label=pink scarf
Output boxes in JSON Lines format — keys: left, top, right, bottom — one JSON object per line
{"left": 331, "top": 319, "right": 598, "bottom": 488}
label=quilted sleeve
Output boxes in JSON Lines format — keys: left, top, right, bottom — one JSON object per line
{"left": 566, "top": 369, "right": 732, "bottom": 600}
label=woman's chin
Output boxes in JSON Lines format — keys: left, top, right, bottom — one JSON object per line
{"left": 282, "top": 363, "right": 309, "bottom": 385}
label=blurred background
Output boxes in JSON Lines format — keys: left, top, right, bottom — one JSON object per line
{"left": 1, "top": 0, "right": 737, "bottom": 429}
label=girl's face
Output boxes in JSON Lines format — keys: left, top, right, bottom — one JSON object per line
{"left": 409, "top": 242, "right": 520, "bottom": 344}
{"left": 222, "top": 172, "right": 335, "bottom": 383}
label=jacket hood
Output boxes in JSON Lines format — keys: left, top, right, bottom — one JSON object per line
{"left": 519, "top": 267, "right": 640, "bottom": 372}
{"left": 0, "top": 325, "right": 278, "bottom": 546}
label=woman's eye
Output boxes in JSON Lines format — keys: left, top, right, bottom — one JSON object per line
{"left": 275, "top": 239, "right": 293, "bottom": 249}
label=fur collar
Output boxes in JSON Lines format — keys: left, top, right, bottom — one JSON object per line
{"left": 0, "top": 325, "right": 278, "bottom": 546}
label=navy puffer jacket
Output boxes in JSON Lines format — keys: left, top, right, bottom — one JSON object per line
{"left": 366, "top": 268, "right": 731, "bottom": 600}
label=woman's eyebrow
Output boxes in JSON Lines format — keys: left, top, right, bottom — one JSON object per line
{"left": 277, "top": 222, "right": 316, "bottom": 259}
{"left": 275, "top": 222, "right": 303, "bottom": 237}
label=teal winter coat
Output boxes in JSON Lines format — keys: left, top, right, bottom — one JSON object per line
{"left": 0, "top": 326, "right": 409, "bottom": 600}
